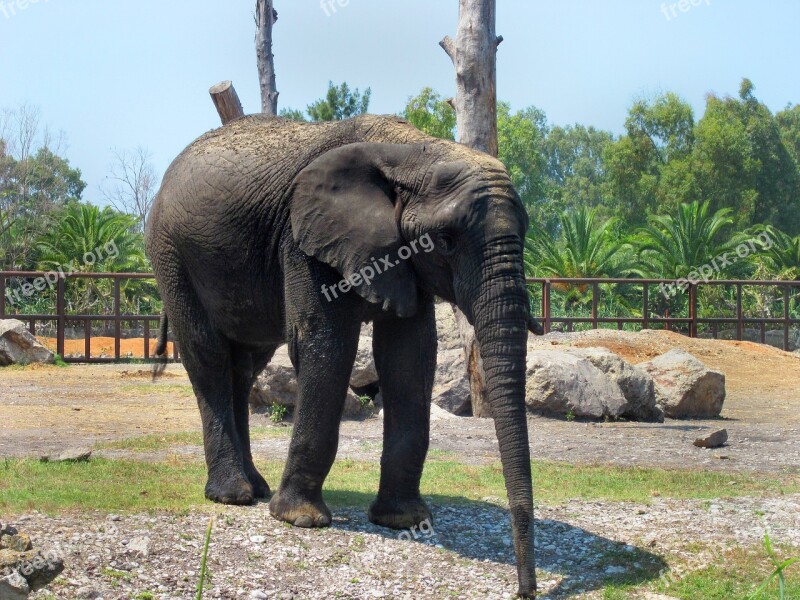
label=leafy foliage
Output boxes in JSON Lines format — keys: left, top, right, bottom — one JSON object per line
{"left": 401, "top": 88, "right": 456, "bottom": 140}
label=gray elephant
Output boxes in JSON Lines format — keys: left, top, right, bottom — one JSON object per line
{"left": 146, "top": 114, "right": 539, "bottom": 597}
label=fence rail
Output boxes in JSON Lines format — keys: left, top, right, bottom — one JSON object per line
{"left": 0, "top": 271, "right": 178, "bottom": 363}
{"left": 529, "top": 277, "right": 800, "bottom": 351}
{"left": 3, "top": 272, "right": 800, "bottom": 362}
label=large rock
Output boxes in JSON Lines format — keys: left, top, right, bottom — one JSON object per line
{"left": 249, "top": 346, "right": 296, "bottom": 409}
{"left": 0, "top": 571, "right": 29, "bottom": 600}
{"left": 0, "top": 319, "right": 54, "bottom": 366}
{"left": 432, "top": 376, "right": 471, "bottom": 416}
{"left": 435, "top": 302, "right": 462, "bottom": 351}
{"left": 638, "top": 349, "right": 725, "bottom": 418}
{"left": 525, "top": 350, "right": 628, "bottom": 419}
{"left": 350, "top": 335, "right": 379, "bottom": 388}
{"left": 249, "top": 346, "right": 368, "bottom": 419}
{"left": 562, "top": 347, "right": 663, "bottom": 422}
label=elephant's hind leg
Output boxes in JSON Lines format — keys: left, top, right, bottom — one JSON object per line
{"left": 166, "top": 277, "right": 255, "bottom": 505}
{"left": 231, "top": 347, "right": 276, "bottom": 499}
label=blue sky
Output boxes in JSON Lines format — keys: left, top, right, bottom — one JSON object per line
{"left": 1, "top": 0, "right": 798, "bottom": 203}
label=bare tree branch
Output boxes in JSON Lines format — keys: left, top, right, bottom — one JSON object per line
{"left": 102, "top": 146, "right": 159, "bottom": 231}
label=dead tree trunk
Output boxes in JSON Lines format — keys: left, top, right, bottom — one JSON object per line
{"left": 255, "top": 0, "right": 279, "bottom": 115}
{"left": 441, "top": 0, "right": 503, "bottom": 418}
{"left": 209, "top": 81, "right": 245, "bottom": 125}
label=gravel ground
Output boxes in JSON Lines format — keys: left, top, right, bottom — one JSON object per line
{"left": 4, "top": 330, "right": 800, "bottom": 598}
{"left": 10, "top": 493, "right": 798, "bottom": 600}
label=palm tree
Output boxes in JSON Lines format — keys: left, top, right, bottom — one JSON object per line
{"left": 633, "top": 200, "right": 748, "bottom": 324}
{"left": 633, "top": 200, "right": 743, "bottom": 280}
{"left": 35, "top": 202, "right": 151, "bottom": 314}
{"left": 525, "top": 206, "right": 637, "bottom": 315}
{"left": 751, "top": 225, "right": 800, "bottom": 278}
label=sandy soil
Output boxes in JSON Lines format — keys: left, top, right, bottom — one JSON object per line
{"left": 36, "top": 336, "right": 175, "bottom": 359}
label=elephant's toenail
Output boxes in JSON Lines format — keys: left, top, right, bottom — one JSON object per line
{"left": 294, "top": 515, "right": 314, "bottom": 528}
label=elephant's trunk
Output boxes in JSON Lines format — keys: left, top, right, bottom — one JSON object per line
{"left": 468, "top": 239, "right": 536, "bottom": 598}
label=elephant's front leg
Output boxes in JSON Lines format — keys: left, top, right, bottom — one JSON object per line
{"left": 269, "top": 318, "right": 361, "bottom": 528}
{"left": 368, "top": 300, "right": 437, "bottom": 530}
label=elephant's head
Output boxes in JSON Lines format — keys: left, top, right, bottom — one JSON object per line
{"left": 290, "top": 141, "right": 537, "bottom": 597}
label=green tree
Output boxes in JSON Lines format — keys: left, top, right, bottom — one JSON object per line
{"left": 603, "top": 92, "right": 697, "bottom": 225}
{"left": 401, "top": 88, "right": 456, "bottom": 140}
{"left": 693, "top": 79, "right": 800, "bottom": 233}
{"left": 0, "top": 136, "right": 86, "bottom": 270}
{"left": 35, "top": 203, "right": 150, "bottom": 314}
{"left": 307, "top": 81, "right": 371, "bottom": 122}
{"left": 543, "top": 124, "right": 614, "bottom": 218}
{"left": 776, "top": 104, "right": 800, "bottom": 172}
{"left": 525, "top": 207, "right": 633, "bottom": 280}
{"left": 634, "top": 200, "right": 743, "bottom": 281}
{"left": 497, "top": 102, "right": 551, "bottom": 231}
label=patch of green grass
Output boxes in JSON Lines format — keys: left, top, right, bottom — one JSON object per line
{"left": 53, "top": 354, "right": 68, "bottom": 367}
{"left": 97, "top": 427, "right": 292, "bottom": 452}
{"left": 1, "top": 457, "right": 796, "bottom": 515}
{"left": 654, "top": 543, "right": 800, "bottom": 600}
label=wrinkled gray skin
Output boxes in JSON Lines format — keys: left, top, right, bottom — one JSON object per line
{"left": 145, "top": 114, "right": 539, "bottom": 597}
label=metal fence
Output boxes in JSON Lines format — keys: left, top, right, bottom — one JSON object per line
{"left": 0, "top": 271, "right": 178, "bottom": 363}
{"left": 3, "top": 272, "right": 800, "bottom": 362}
{"left": 529, "top": 277, "right": 800, "bottom": 351}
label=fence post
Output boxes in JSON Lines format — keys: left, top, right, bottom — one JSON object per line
{"left": 114, "top": 278, "right": 122, "bottom": 360}
{"left": 0, "top": 274, "right": 6, "bottom": 319}
{"left": 642, "top": 283, "right": 649, "bottom": 330}
{"left": 591, "top": 282, "right": 599, "bottom": 329}
{"left": 784, "top": 284, "right": 790, "bottom": 352}
{"left": 689, "top": 283, "right": 697, "bottom": 338}
{"left": 56, "top": 277, "right": 65, "bottom": 358}
{"left": 543, "top": 280, "right": 551, "bottom": 334}
{"left": 736, "top": 283, "right": 743, "bottom": 341}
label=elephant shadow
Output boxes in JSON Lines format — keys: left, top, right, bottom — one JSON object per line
{"left": 321, "top": 492, "right": 669, "bottom": 598}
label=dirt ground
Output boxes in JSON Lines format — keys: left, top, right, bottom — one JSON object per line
{"left": 2, "top": 329, "right": 799, "bottom": 474}
{"left": 36, "top": 336, "right": 175, "bottom": 359}
{"left": 3, "top": 330, "right": 800, "bottom": 599}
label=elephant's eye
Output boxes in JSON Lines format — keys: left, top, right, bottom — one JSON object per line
{"left": 436, "top": 232, "right": 456, "bottom": 256}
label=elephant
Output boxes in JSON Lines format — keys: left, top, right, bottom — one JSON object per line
{"left": 145, "top": 114, "right": 540, "bottom": 597}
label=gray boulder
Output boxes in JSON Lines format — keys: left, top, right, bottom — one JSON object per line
{"left": 562, "top": 347, "right": 663, "bottom": 422}
{"left": 249, "top": 346, "right": 296, "bottom": 410}
{"left": 249, "top": 346, "right": 368, "bottom": 419}
{"left": 0, "top": 319, "right": 54, "bottom": 366}
{"left": 638, "top": 349, "right": 725, "bottom": 418}
{"left": 435, "top": 302, "right": 462, "bottom": 351}
{"left": 432, "top": 376, "right": 471, "bottom": 416}
{"left": 525, "top": 350, "right": 628, "bottom": 419}
{"left": 0, "top": 571, "right": 29, "bottom": 599}
{"left": 350, "top": 335, "right": 378, "bottom": 388}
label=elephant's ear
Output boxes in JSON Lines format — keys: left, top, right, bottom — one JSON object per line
{"left": 289, "top": 143, "right": 419, "bottom": 318}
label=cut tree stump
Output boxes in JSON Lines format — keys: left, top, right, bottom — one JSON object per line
{"left": 209, "top": 81, "right": 245, "bottom": 125}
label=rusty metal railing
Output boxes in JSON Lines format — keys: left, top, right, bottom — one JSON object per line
{"left": 528, "top": 278, "right": 800, "bottom": 352}
{"left": 0, "top": 271, "right": 178, "bottom": 363}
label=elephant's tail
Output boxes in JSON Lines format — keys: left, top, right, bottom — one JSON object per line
{"left": 151, "top": 312, "right": 169, "bottom": 381}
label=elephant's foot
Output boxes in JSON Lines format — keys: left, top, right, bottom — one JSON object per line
{"left": 245, "top": 464, "right": 271, "bottom": 499}
{"left": 269, "top": 490, "right": 332, "bottom": 528}
{"left": 205, "top": 472, "right": 255, "bottom": 506}
{"left": 368, "top": 496, "right": 432, "bottom": 530}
